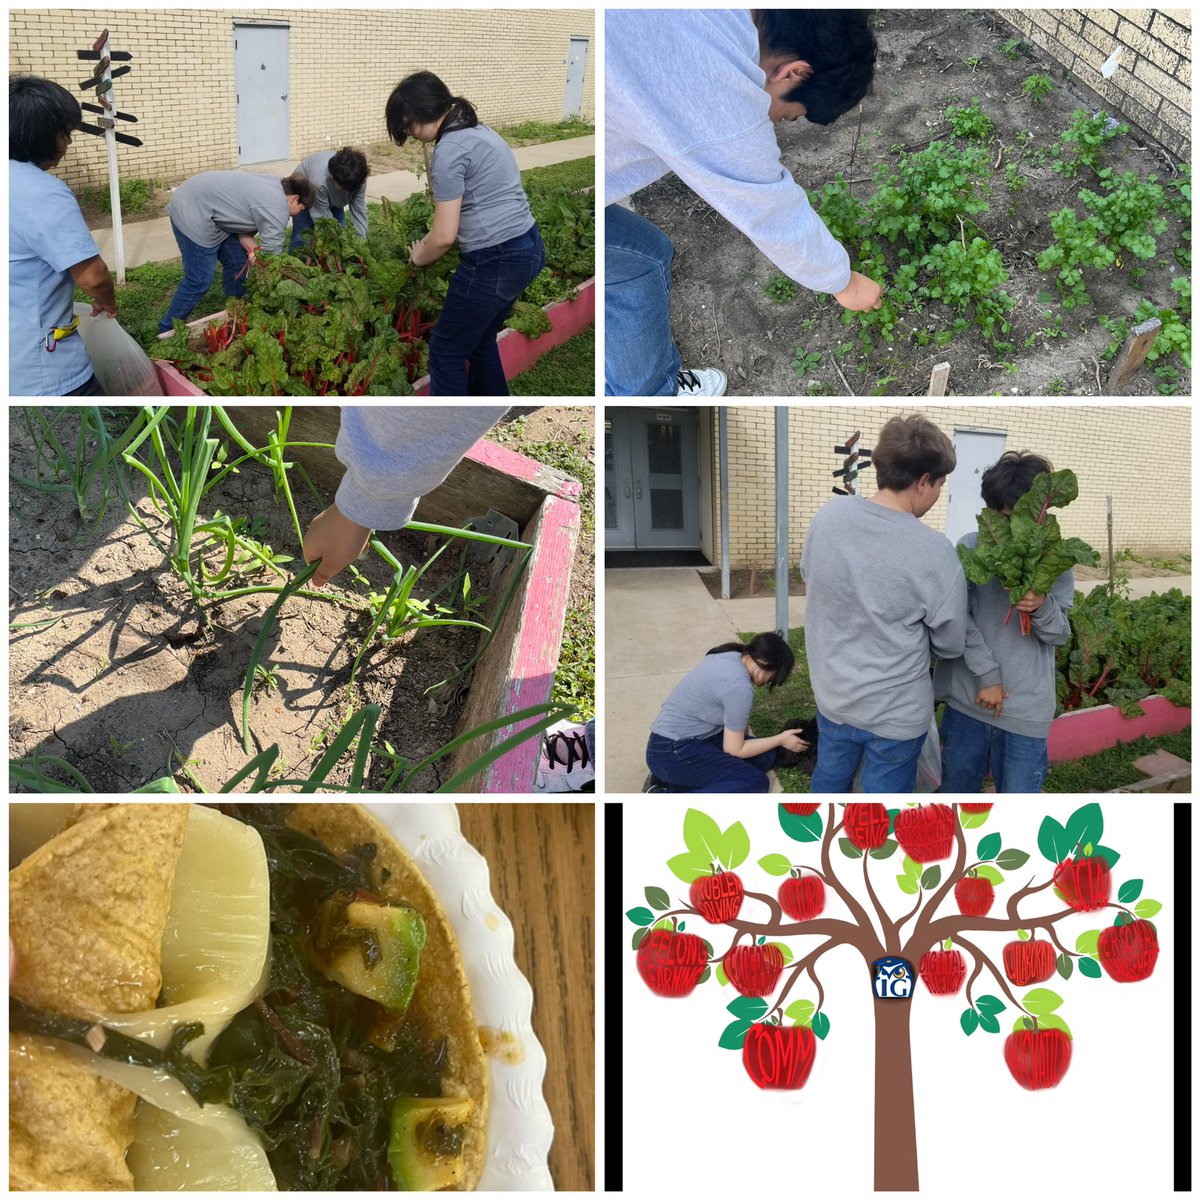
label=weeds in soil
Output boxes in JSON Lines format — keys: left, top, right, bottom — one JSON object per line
{"left": 791, "top": 348, "right": 821, "bottom": 378}
{"left": 1002, "top": 37, "right": 1022, "bottom": 60}
{"left": 763, "top": 274, "right": 798, "bottom": 304}
{"left": 944, "top": 98, "right": 994, "bottom": 140}
{"left": 1052, "top": 109, "right": 1129, "bottom": 177}
{"left": 1022, "top": 74, "right": 1053, "bottom": 105}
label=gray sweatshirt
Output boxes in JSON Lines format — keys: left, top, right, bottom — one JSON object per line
{"left": 167, "top": 171, "right": 292, "bottom": 254}
{"left": 606, "top": 8, "right": 851, "bottom": 294}
{"left": 335, "top": 406, "right": 508, "bottom": 530}
{"left": 298, "top": 151, "right": 369, "bottom": 238}
{"left": 933, "top": 530, "right": 1075, "bottom": 739}
{"left": 799, "top": 496, "right": 968, "bottom": 740}
{"left": 650, "top": 651, "right": 754, "bottom": 741}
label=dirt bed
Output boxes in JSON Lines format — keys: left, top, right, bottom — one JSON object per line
{"left": 633, "top": 9, "right": 1190, "bottom": 397}
{"left": 8, "top": 411, "right": 498, "bottom": 793}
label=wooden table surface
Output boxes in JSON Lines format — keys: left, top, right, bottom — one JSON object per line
{"left": 457, "top": 802, "right": 595, "bottom": 1192}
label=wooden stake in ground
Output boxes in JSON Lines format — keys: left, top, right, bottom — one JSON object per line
{"left": 1103, "top": 316, "right": 1160, "bottom": 393}
{"left": 927, "top": 361, "right": 950, "bottom": 396}
{"left": 1107, "top": 494, "right": 1115, "bottom": 595}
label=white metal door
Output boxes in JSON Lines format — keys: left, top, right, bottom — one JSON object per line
{"left": 563, "top": 37, "right": 588, "bottom": 118}
{"left": 945, "top": 426, "right": 1008, "bottom": 545}
{"left": 235, "top": 25, "right": 290, "bottom": 164}
{"left": 605, "top": 412, "right": 636, "bottom": 550}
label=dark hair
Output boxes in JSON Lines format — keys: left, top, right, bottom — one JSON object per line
{"left": 385, "top": 70, "right": 478, "bottom": 146}
{"left": 754, "top": 11, "right": 877, "bottom": 125}
{"left": 707, "top": 632, "right": 794, "bottom": 690}
{"left": 281, "top": 172, "right": 316, "bottom": 209}
{"left": 329, "top": 146, "right": 369, "bottom": 191}
{"left": 981, "top": 450, "right": 1054, "bottom": 511}
{"left": 10, "top": 74, "right": 81, "bottom": 165}
{"left": 872, "top": 414, "right": 957, "bottom": 490}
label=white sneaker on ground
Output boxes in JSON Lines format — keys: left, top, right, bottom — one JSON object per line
{"left": 535, "top": 720, "right": 594, "bottom": 792}
{"left": 675, "top": 367, "right": 728, "bottom": 397}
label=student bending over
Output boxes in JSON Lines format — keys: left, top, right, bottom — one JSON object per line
{"left": 644, "top": 633, "right": 807, "bottom": 793}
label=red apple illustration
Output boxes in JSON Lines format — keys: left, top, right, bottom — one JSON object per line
{"left": 894, "top": 804, "right": 955, "bottom": 862}
{"left": 783, "top": 803, "right": 820, "bottom": 815}
{"left": 1053, "top": 856, "right": 1111, "bottom": 912}
{"left": 689, "top": 870, "right": 744, "bottom": 923}
{"left": 1004, "top": 1027, "right": 1072, "bottom": 1090}
{"left": 742, "top": 1022, "right": 816, "bottom": 1089}
{"left": 960, "top": 803, "right": 993, "bottom": 813}
{"left": 843, "top": 803, "right": 890, "bottom": 850}
{"left": 780, "top": 873, "right": 825, "bottom": 921}
{"left": 725, "top": 943, "right": 785, "bottom": 997}
{"left": 1098, "top": 919, "right": 1159, "bottom": 982}
{"left": 636, "top": 930, "right": 708, "bottom": 997}
{"left": 1003, "top": 939, "right": 1057, "bottom": 986}
{"left": 954, "top": 874, "right": 995, "bottom": 917}
{"left": 919, "top": 948, "right": 966, "bottom": 995}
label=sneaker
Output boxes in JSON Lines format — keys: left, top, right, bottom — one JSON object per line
{"left": 642, "top": 772, "right": 667, "bottom": 793}
{"left": 675, "top": 367, "right": 728, "bottom": 397}
{"left": 535, "top": 720, "right": 593, "bottom": 792}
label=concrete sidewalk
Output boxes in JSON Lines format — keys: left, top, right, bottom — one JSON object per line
{"left": 89, "top": 135, "right": 595, "bottom": 269}
{"left": 605, "top": 566, "right": 1191, "bottom": 793}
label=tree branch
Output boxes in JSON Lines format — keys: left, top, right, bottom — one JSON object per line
{"left": 821, "top": 805, "right": 886, "bottom": 959}
{"left": 908, "top": 804, "right": 968, "bottom": 951}
{"left": 743, "top": 888, "right": 784, "bottom": 924}
{"left": 919, "top": 905, "right": 1077, "bottom": 950}
{"left": 766, "top": 938, "right": 837, "bottom": 1020}
{"left": 955, "top": 934, "right": 1034, "bottom": 1017}
{"left": 862, "top": 845, "right": 898, "bottom": 953}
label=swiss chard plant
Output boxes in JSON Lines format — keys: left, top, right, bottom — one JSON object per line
{"left": 958, "top": 470, "right": 1100, "bottom": 635}
{"left": 1055, "top": 586, "right": 1190, "bottom": 715}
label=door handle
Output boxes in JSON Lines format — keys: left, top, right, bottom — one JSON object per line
{"left": 635, "top": 480, "right": 643, "bottom": 500}
{"left": 624, "top": 485, "right": 631, "bottom": 499}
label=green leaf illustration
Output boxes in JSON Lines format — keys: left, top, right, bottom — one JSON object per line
{"left": 727, "top": 995, "right": 769, "bottom": 1021}
{"left": 897, "top": 873, "right": 920, "bottom": 895}
{"left": 975, "top": 864, "right": 1005, "bottom": 886}
{"left": 632, "top": 927, "right": 649, "bottom": 951}
{"left": 839, "top": 837, "right": 864, "bottom": 859}
{"left": 667, "top": 851, "right": 714, "bottom": 884}
{"left": 716, "top": 961, "right": 729, "bottom": 987}
{"left": 870, "top": 840, "right": 899, "bottom": 859}
{"left": 645, "top": 886, "right": 671, "bottom": 911}
{"left": 682, "top": 808, "right": 727, "bottom": 863}
{"left": 766, "top": 941, "right": 795, "bottom": 965}
{"left": 1056, "top": 953, "right": 1073, "bottom": 979}
{"left": 978, "top": 1012, "right": 1001, "bottom": 1034}
{"left": 698, "top": 967, "right": 711, "bottom": 985}
{"left": 778, "top": 805, "right": 825, "bottom": 843}
{"left": 960, "top": 1008, "right": 980, "bottom": 1036}
{"left": 811, "top": 1011, "right": 831, "bottom": 1041}
{"left": 920, "top": 865, "right": 942, "bottom": 890}
{"left": 1022, "top": 987, "right": 1064, "bottom": 1015}
{"left": 1013, "top": 1012, "right": 1072, "bottom": 1038}
{"left": 995, "top": 848, "right": 1030, "bottom": 870}
{"left": 975, "top": 994, "right": 1005, "bottom": 1015}
{"left": 718, "top": 1019, "right": 752, "bottom": 1050}
{"left": 1036, "top": 816, "right": 1073, "bottom": 864}
{"left": 977, "top": 832, "right": 1002, "bottom": 861}
{"left": 1134, "top": 898, "right": 1162, "bottom": 918}
{"left": 758, "top": 853, "right": 793, "bottom": 876}
{"left": 1118, "top": 879, "right": 1144, "bottom": 904}
{"left": 626, "top": 906, "right": 655, "bottom": 926}
{"left": 785, "top": 999, "right": 815, "bottom": 1025}
{"left": 1063, "top": 803, "right": 1104, "bottom": 860}
{"left": 1078, "top": 956, "right": 1102, "bottom": 978}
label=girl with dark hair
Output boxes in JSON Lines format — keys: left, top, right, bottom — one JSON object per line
{"left": 157, "top": 170, "right": 316, "bottom": 332}
{"left": 291, "top": 147, "right": 371, "bottom": 250}
{"left": 385, "top": 70, "right": 545, "bottom": 395}
{"left": 10, "top": 74, "right": 117, "bottom": 395}
{"left": 644, "top": 632, "right": 807, "bottom": 792}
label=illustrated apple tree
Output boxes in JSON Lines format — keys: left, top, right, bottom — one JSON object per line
{"left": 626, "top": 802, "right": 1162, "bottom": 1192}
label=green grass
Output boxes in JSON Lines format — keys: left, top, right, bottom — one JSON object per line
{"left": 1043, "top": 729, "right": 1190, "bottom": 792}
{"left": 520, "top": 156, "right": 594, "bottom": 193}
{"left": 495, "top": 117, "right": 594, "bottom": 145}
{"left": 510, "top": 329, "right": 594, "bottom": 396}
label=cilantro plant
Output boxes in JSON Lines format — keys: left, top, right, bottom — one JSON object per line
{"left": 958, "top": 469, "right": 1100, "bottom": 635}
{"left": 1036, "top": 208, "right": 1117, "bottom": 308}
{"left": 919, "top": 237, "right": 1014, "bottom": 346}
{"left": 945, "top": 98, "right": 994, "bottom": 141}
{"left": 1052, "top": 109, "right": 1129, "bottom": 177}
{"left": 1079, "top": 170, "right": 1168, "bottom": 263}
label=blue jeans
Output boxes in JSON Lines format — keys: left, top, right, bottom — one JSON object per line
{"left": 428, "top": 224, "right": 545, "bottom": 396}
{"left": 604, "top": 204, "right": 681, "bottom": 395}
{"left": 938, "top": 704, "right": 1049, "bottom": 793}
{"left": 290, "top": 205, "right": 345, "bottom": 251}
{"left": 810, "top": 710, "right": 927, "bottom": 793}
{"left": 158, "top": 220, "right": 249, "bottom": 332}
{"left": 646, "top": 731, "right": 777, "bottom": 793}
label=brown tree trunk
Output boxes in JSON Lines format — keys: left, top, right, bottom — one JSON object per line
{"left": 873, "top": 997, "right": 919, "bottom": 1191}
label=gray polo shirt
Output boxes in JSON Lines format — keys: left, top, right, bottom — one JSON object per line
{"left": 167, "top": 171, "right": 292, "bottom": 254}
{"left": 430, "top": 125, "right": 534, "bottom": 251}
{"left": 650, "top": 651, "right": 754, "bottom": 742}
{"left": 298, "top": 151, "right": 369, "bottom": 239}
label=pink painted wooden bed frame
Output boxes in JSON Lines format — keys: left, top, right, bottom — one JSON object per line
{"left": 1046, "top": 695, "right": 1191, "bottom": 763}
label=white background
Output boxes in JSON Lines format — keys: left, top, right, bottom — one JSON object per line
{"left": 622, "top": 800, "right": 1175, "bottom": 1196}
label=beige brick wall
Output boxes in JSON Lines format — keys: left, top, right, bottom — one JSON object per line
{"left": 10, "top": 8, "right": 595, "bottom": 189}
{"left": 999, "top": 8, "right": 1191, "bottom": 159}
{"left": 710, "top": 405, "right": 1191, "bottom": 569}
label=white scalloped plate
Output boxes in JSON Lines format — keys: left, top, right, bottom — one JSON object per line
{"left": 363, "top": 803, "right": 554, "bottom": 1191}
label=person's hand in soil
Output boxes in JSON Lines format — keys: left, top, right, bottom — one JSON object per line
{"left": 304, "top": 504, "right": 372, "bottom": 588}
{"left": 833, "top": 271, "right": 884, "bottom": 312}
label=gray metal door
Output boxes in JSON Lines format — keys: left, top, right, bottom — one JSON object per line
{"left": 605, "top": 412, "right": 636, "bottom": 550}
{"left": 563, "top": 37, "right": 588, "bottom": 118}
{"left": 945, "top": 426, "right": 1007, "bottom": 545}
{"left": 235, "top": 24, "right": 290, "bottom": 164}
{"left": 630, "top": 409, "right": 701, "bottom": 549}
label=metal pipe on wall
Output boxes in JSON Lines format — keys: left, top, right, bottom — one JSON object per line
{"left": 775, "top": 406, "right": 789, "bottom": 638}
{"left": 719, "top": 407, "right": 730, "bottom": 600}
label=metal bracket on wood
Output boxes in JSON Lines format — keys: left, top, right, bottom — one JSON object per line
{"left": 465, "top": 508, "right": 519, "bottom": 573}
{"left": 1104, "top": 317, "right": 1161, "bottom": 393}
{"left": 928, "top": 361, "right": 951, "bottom": 396}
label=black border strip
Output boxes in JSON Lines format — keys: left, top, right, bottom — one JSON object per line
{"left": 1174, "top": 801, "right": 1191, "bottom": 1193}
{"left": 604, "top": 801, "right": 623, "bottom": 1191}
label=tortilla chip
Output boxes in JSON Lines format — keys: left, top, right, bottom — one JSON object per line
{"left": 288, "top": 804, "right": 490, "bottom": 1190}
{"left": 10, "top": 804, "right": 189, "bottom": 1018}
{"left": 9, "top": 1034, "right": 136, "bottom": 1191}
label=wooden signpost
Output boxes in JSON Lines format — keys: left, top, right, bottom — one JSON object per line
{"left": 77, "top": 29, "right": 141, "bottom": 283}
{"left": 832, "top": 430, "right": 873, "bottom": 496}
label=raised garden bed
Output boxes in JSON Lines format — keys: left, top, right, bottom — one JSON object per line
{"left": 9, "top": 407, "right": 581, "bottom": 793}
{"left": 155, "top": 279, "right": 595, "bottom": 397}
{"left": 1047, "top": 695, "right": 1191, "bottom": 763}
